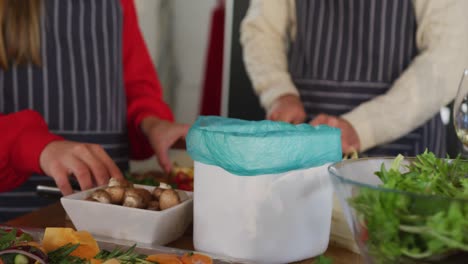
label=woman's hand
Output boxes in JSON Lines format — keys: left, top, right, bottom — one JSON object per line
{"left": 267, "top": 94, "right": 307, "bottom": 124}
{"left": 311, "top": 114, "right": 361, "bottom": 154}
{"left": 141, "top": 117, "right": 190, "bottom": 173}
{"left": 39, "top": 141, "right": 124, "bottom": 195}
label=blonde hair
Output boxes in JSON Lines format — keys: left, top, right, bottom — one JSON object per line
{"left": 0, "top": 0, "right": 42, "bottom": 70}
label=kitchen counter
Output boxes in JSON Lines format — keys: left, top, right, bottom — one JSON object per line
{"left": 5, "top": 202, "right": 363, "bottom": 264}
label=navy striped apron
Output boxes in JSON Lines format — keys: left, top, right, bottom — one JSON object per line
{"left": 290, "top": 0, "right": 445, "bottom": 157}
{"left": 0, "top": 0, "right": 128, "bottom": 222}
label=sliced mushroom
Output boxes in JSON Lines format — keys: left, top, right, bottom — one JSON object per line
{"left": 91, "top": 189, "right": 111, "bottom": 204}
{"left": 147, "top": 200, "right": 160, "bottom": 211}
{"left": 159, "top": 189, "right": 181, "bottom": 210}
{"left": 105, "top": 187, "right": 125, "bottom": 204}
{"left": 108, "top": 178, "right": 133, "bottom": 188}
{"left": 123, "top": 188, "right": 152, "bottom": 208}
{"left": 152, "top": 187, "right": 165, "bottom": 201}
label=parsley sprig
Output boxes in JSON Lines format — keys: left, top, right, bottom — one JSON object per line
{"left": 0, "top": 229, "right": 33, "bottom": 250}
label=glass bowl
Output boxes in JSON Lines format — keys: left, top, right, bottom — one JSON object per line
{"left": 328, "top": 158, "right": 468, "bottom": 264}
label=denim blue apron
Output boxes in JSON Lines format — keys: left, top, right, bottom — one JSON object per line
{"left": 290, "top": 0, "right": 445, "bottom": 157}
{"left": 0, "top": 0, "right": 128, "bottom": 221}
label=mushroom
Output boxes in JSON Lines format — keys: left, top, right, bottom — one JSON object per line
{"left": 123, "top": 188, "right": 152, "bottom": 208}
{"left": 159, "top": 189, "right": 181, "bottom": 210}
{"left": 159, "top": 182, "right": 172, "bottom": 189}
{"left": 108, "top": 178, "right": 133, "bottom": 188}
{"left": 152, "top": 187, "right": 165, "bottom": 200}
{"left": 122, "top": 189, "right": 144, "bottom": 208}
{"left": 105, "top": 186, "right": 125, "bottom": 204}
{"left": 85, "top": 196, "right": 98, "bottom": 202}
{"left": 147, "top": 200, "right": 160, "bottom": 211}
{"left": 91, "top": 189, "right": 111, "bottom": 204}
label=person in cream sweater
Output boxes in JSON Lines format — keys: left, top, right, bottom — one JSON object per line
{"left": 241, "top": 0, "right": 468, "bottom": 157}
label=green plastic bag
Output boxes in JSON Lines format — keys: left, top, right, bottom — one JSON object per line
{"left": 186, "top": 116, "right": 342, "bottom": 176}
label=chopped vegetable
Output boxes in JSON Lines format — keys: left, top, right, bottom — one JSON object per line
{"left": 0, "top": 228, "right": 212, "bottom": 264}
{"left": 350, "top": 151, "right": 468, "bottom": 263}
{"left": 180, "top": 252, "right": 213, "bottom": 264}
{"left": 14, "top": 254, "right": 28, "bottom": 264}
{"left": 314, "top": 255, "right": 332, "bottom": 264}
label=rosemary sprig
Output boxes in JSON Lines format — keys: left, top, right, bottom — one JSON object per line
{"left": 94, "top": 244, "right": 155, "bottom": 264}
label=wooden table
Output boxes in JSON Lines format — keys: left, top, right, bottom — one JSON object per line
{"left": 5, "top": 203, "right": 363, "bottom": 264}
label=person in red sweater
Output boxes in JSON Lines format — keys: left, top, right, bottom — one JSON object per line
{"left": 0, "top": 0, "right": 187, "bottom": 199}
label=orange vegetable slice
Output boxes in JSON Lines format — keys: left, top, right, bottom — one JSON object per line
{"left": 102, "top": 259, "right": 121, "bottom": 264}
{"left": 146, "top": 254, "right": 183, "bottom": 264}
{"left": 89, "top": 259, "right": 103, "bottom": 264}
{"left": 181, "top": 253, "right": 213, "bottom": 264}
{"left": 42, "top": 227, "right": 100, "bottom": 259}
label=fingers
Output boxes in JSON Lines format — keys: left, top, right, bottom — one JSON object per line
{"left": 63, "top": 154, "right": 93, "bottom": 191}
{"left": 178, "top": 124, "right": 190, "bottom": 137}
{"left": 48, "top": 161, "right": 74, "bottom": 196}
{"left": 267, "top": 95, "right": 307, "bottom": 124}
{"left": 269, "top": 109, "right": 305, "bottom": 124}
{"left": 156, "top": 148, "right": 172, "bottom": 174}
{"left": 89, "top": 144, "right": 124, "bottom": 180}
{"left": 311, "top": 114, "right": 329, "bottom": 126}
{"left": 292, "top": 113, "right": 307, "bottom": 124}
{"left": 75, "top": 144, "right": 110, "bottom": 186}
{"left": 40, "top": 141, "right": 124, "bottom": 196}
{"left": 158, "top": 124, "right": 189, "bottom": 173}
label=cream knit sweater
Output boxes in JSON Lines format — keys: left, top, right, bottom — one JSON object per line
{"left": 241, "top": 0, "right": 468, "bottom": 152}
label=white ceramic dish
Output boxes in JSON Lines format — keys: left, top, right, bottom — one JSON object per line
{"left": 61, "top": 184, "right": 193, "bottom": 245}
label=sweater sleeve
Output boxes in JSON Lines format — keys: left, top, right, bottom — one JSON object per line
{"left": 342, "top": 0, "right": 468, "bottom": 151}
{"left": 0, "top": 110, "right": 63, "bottom": 193}
{"left": 120, "top": 0, "right": 174, "bottom": 160}
{"left": 240, "top": 0, "right": 299, "bottom": 110}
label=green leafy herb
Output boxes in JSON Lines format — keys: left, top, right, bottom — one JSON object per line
{"left": 0, "top": 229, "right": 17, "bottom": 250}
{"left": 47, "top": 243, "right": 86, "bottom": 264}
{"left": 94, "top": 244, "right": 154, "bottom": 264}
{"left": 350, "top": 151, "right": 468, "bottom": 263}
{"left": 315, "top": 255, "right": 332, "bottom": 264}
{"left": 0, "top": 229, "right": 33, "bottom": 251}
{"left": 124, "top": 171, "right": 160, "bottom": 187}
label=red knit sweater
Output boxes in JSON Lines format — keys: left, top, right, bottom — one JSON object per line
{"left": 0, "top": 0, "right": 174, "bottom": 192}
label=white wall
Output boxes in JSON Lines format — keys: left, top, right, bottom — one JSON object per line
{"left": 135, "top": 0, "right": 217, "bottom": 124}
{"left": 172, "top": 0, "right": 218, "bottom": 124}
{"left": 132, "top": 0, "right": 217, "bottom": 171}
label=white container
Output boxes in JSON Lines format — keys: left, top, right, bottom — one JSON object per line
{"left": 193, "top": 162, "right": 333, "bottom": 264}
{"left": 61, "top": 184, "right": 193, "bottom": 245}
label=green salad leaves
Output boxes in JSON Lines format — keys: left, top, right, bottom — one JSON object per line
{"left": 350, "top": 151, "right": 468, "bottom": 263}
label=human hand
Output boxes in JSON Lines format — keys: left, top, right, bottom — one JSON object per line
{"left": 39, "top": 141, "right": 124, "bottom": 195}
{"left": 311, "top": 114, "right": 361, "bottom": 154}
{"left": 267, "top": 94, "right": 307, "bottom": 124}
{"left": 141, "top": 117, "right": 190, "bottom": 173}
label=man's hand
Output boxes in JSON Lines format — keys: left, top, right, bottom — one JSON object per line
{"left": 141, "top": 117, "right": 190, "bottom": 173}
{"left": 311, "top": 114, "right": 361, "bottom": 154}
{"left": 40, "top": 141, "right": 123, "bottom": 195}
{"left": 267, "top": 95, "right": 307, "bottom": 124}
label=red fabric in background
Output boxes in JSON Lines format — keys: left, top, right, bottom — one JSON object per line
{"left": 200, "top": 0, "right": 225, "bottom": 116}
